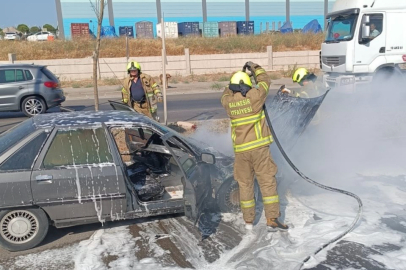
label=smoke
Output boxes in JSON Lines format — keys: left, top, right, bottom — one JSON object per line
{"left": 187, "top": 119, "right": 234, "bottom": 157}
{"left": 277, "top": 75, "right": 406, "bottom": 187}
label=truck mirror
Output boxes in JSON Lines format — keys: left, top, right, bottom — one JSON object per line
{"left": 362, "top": 25, "right": 371, "bottom": 39}
{"left": 362, "top": 15, "right": 370, "bottom": 24}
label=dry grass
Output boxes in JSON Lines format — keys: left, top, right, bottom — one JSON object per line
{"left": 0, "top": 33, "right": 324, "bottom": 60}
{"left": 60, "top": 70, "right": 286, "bottom": 86}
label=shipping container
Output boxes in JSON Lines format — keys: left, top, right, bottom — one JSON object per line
{"left": 237, "top": 21, "right": 254, "bottom": 35}
{"left": 136, "top": 21, "right": 154, "bottom": 38}
{"left": 218, "top": 21, "right": 237, "bottom": 37}
{"left": 71, "top": 23, "right": 90, "bottom": 39}
{"left": 101, "top": 26, "right": 117, "bottom": 38}
{"left": 201, "top": 22, "right": 219, "bottom": 38}
{"left": 156, "top": 22, "right": 178, "bottom": 39}
{"left": 119, "top": 26, "right": 134, "bottom": 38}
{"left": 178, "top": 22, "right": 200, "bottom": 37}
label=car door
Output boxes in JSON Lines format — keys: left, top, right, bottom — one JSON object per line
{"left": 109, "top": 100, "right": 137, "bottom": 112}
{"left": 31, "top": 126, "right": 127, "bottom": 223}
{"left": 354, "top": 13, "right": 386, "bottom": 71}
{"left": 161, "top": 133, "right": 212, "bottom": 223}
{"left": 0, "top": 130, "right": 49, "bottom": 209}
{"left": 0, "top": 69, "right": 27, "bottom": 111}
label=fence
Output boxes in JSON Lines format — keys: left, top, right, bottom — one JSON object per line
{"left": 3, "top": 46, "right": 320, "bottom": 81}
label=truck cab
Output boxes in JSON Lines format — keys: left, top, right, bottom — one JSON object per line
{"left": 321, "top": 0, "right": 406, "bottom": 90}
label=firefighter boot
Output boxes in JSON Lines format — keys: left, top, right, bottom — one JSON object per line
{"left": 267, "top": 218, "right": 289, "bottom": 232}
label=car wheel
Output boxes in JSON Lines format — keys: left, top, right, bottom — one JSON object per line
{"left": 216, "top": 177, "right": 260, "bottom": 213}
{"left": 22, "top": 96, "right": 46, "bottom": 117}
{"left": 0, "top": 208, "right": 49, "bottom": 252}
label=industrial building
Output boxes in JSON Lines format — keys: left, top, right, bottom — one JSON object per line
{"left": 56, "top": 0, "right": 335, "bottom": 40}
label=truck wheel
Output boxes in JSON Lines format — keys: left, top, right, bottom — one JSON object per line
{"left": 21, "top": 96, "right": 46, "bottom": 117}
{"left": 216, "top": 178, "right": 260, "bottom": 213}
{"left": 0, "top": 209, "right": 49, "bottom": 252}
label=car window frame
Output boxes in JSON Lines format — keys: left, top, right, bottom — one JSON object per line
{"left": 0, "top": 129, "right": 49, "bottom": 168}
{"left": 35, "top": 126, "right": 115, "bottom": 170}
{"left": 0, "top": 131, "right": 50, "bottom": 172}
{"left": 0, "top": 69, "right": 16, "bottom": 84}
{"left": 24, "top": 70, "right": 34, "bottom": 81}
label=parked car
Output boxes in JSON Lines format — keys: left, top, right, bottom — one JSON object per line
{"left": 27, "top": 31, "right": 55, "bottom": 41}
{"left": 0, "top": 107, "right": 239, "bottom": 252}
{"left": 4, "top": 32, "right": 21, "bottom": 41}
{"left": 0, "top": 64, "right": 65, "bottom": 117}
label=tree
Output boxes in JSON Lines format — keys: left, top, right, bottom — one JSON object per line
{"left": 43, "top": 24, "right": 56, "bottom": 33}
{"left": 0, "top": 28, "right": 3, "bottom": 37}
{"left": 30, "top": 26, "right": 41, "bottom": 33}
{"left": 89, "top": 0, "right": 106, "bottom": 112}
{"left": 17, "top": 24, "right": 30, "bottom": 34}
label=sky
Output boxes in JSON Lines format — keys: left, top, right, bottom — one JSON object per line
{"left": 0, "top": 0, "right": 57, "bottom": 29}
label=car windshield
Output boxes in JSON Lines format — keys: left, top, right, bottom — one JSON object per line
{"left": 325, "top": 13, "right": 358, "bottom": 42}
{"left": 0, "top": 119, "right": 36, "bottom": 156}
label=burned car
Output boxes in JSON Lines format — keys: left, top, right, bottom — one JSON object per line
{"left": 0, "top": 108, "right": 239, "bottom": 252}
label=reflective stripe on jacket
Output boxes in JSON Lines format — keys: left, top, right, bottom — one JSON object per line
{"left": 221, "top": 65, "right": 273, "bottom": 153}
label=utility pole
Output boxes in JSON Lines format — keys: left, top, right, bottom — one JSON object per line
{"left": 161, "top": 14, "right": 168, "bottom": 125}
{"left": 156, "top": 0, "right": 162, "bottom": 24}
{"left": 286, "top": 0, "right": 290, "bottom": 25}
{"left": 202, "top": 0, "right": 207, "bottom": 23}
{"left": 245, "top": 0, "right": 250, "bottom": 21}
{"left": 324, "top": 0, "right": 329, "bottom": 31}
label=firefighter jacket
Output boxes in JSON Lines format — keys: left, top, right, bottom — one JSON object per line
{"left": 221, "top": 65, "right": 273, "bottom": 153}
{"left": 292, "top": 78, "right": 323, "bottom": 98}
{"left": 121, "top": 73, "right": 162, "bottom": 113}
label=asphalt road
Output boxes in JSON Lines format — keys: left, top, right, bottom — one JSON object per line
{"left": 0, "top": 92, "right": 228, "bottom": 134}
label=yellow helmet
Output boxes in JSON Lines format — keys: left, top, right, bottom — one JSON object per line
{"left": 229, "top": 71, "right": 252, "bottom": 97}
{"left": 292, "top": 68, "right": 309, "bottom": 83}
{"left": 127, "top": 61, "right": 141, "bottom": 73}
{"left": 230, "top": 71, "right": 252, "bottom": 87}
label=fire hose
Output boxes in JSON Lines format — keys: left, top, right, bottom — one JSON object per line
{"left": 242, "top": 63, "right": 363, "bottom": 269}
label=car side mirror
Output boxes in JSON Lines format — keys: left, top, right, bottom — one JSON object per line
{"left": 201, "top": 153, "right": 215, "bottom": 164}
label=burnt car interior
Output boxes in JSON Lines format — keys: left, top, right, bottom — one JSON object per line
{"left": 110, "top": 127, "right": 188, "bottom": 202}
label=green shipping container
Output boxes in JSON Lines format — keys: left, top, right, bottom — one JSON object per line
{"left": 201, "top": 22, "right": 219, "bottom": 38}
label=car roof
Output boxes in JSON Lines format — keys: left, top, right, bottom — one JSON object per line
{"left": 0, "top": 64, "right": 45, "bottom": 69}
{"left": 32, "top": 111, "right": 157, "bottom": 129}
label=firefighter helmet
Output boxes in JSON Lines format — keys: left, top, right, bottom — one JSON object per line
{"left": 230, "top": 71, "right": 252, "bottom": 87}
{"left": 229, "top": 71, "right": 252, "bottom": 97}
{"left": 292, "top": 68, "right": 309, "bottom": 84}
{"left": 127, "top": 61, "right": 141, "bottom": 73}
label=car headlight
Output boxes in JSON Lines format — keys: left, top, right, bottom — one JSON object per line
{"left": 340, "top": 77, "right": 355, "bottom": 86}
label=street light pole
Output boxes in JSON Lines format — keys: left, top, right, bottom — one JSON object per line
{"left": 161, "top": 14, "right": 168, "bottom": 125}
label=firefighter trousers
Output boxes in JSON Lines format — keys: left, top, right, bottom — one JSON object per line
{"left": 132, "top": 101, "right": 154, "bottom": 119}
{"left": 234, "top": 146, "right": 280, "bottom": 223}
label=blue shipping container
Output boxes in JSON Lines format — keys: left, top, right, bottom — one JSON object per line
{"left": 178, "top": 22, "right": 200, "bottom": 37}
{"left": 119, "top": 26, "right": 134, "bottom": 38}
{"left": 101, "top": 26, "right": 117, "bottom": 38}
{"left": 237, "top": 21, "right": 254, "bottom": 35}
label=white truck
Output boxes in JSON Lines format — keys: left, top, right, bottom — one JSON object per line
{"left": 321, "top": 0, "right": 406, "bottom": 89}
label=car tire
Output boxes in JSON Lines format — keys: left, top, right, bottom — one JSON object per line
{"left": 216, "top": 177, "right": 260, "bottom": 213}
{"left": 21, "top": 96, "right": 46, "bottom": 117}
{"left": 0, "top": 208, "right": 49, "bottom": 252}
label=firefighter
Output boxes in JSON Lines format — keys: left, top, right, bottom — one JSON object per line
{"left": 281, "top": 67, "right": 320, "bottom": 98}
{"left": 121, "top": 61, "right": 163, "bottom": 121}
{"left": 221, "top": 61, "right": 289, "bottom": 231}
